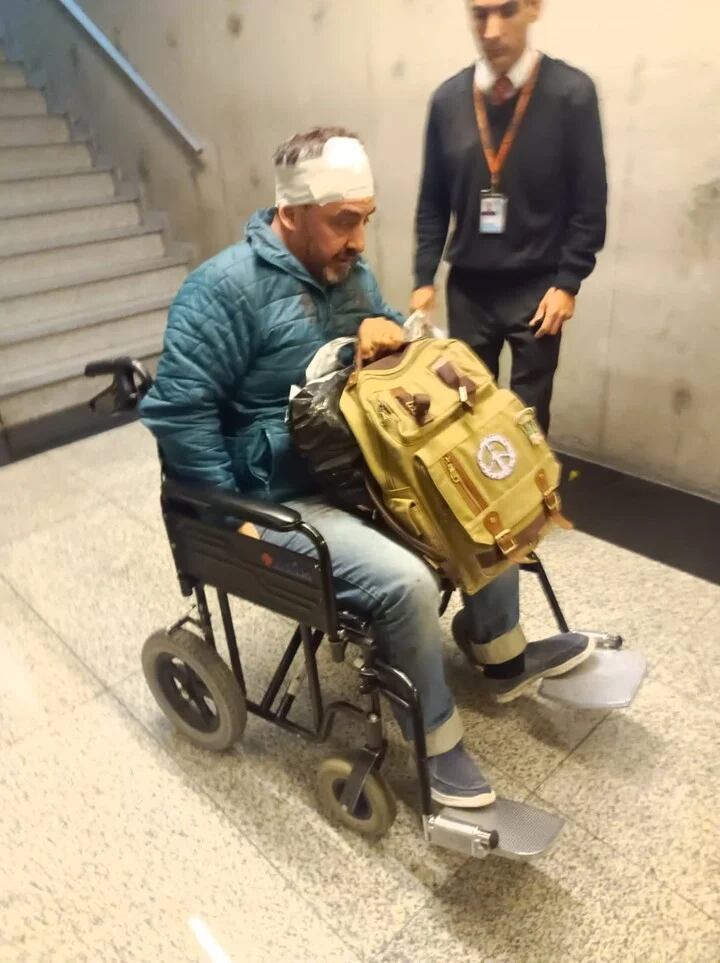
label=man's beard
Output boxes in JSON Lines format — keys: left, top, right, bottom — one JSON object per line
{"left": 323, "top": 262, "right": 354, "bottom": 284}
{"left": 323, "top": 259, "right": 354, "bottom": 285}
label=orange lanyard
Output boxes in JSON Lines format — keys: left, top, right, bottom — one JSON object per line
{"left": 473, "top": 59, "right": 541, "bottom": 192}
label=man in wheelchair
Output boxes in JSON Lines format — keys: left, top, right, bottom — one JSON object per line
{"left": 140, "top": 127, "right": 594, "bottom": 810}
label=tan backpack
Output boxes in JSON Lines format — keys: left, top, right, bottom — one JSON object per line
{"left": 339, "top": 338, "right": 571, "bottom": 594}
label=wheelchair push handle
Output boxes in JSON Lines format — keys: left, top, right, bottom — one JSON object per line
{"left": 84, "top": 356, "right": 154, "bottom": 415}
{"left": 85, "top": 359, "right": 123, "bottom": 378}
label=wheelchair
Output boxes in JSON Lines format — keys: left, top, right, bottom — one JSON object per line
{"left": 85, "top": 358, "right": 647, "bottom": 861}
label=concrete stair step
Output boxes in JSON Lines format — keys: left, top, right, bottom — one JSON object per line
{"left": 0, "top": 187, "right": 139, "bottom": 221}
{"left": 0, "top": 140, "right": 93, "bottom": 176}
{"left": 0, "top": 167, "right": 115, "bottom": 215}
{"left": 0, "top": 339, "right": 161, "bottom": 419}
{"left": 0, "top": 255, "right": 188, "bottom": 327}
{"left": 0, "top": 355, "right": 159, "bottom": 461}
{"left": 0, "top": 48, "right": 193, "bottom": 458}
{"left": 0, "top": 86, "right": 47, "bottom": 116}
{"left": 0, "top": 196, "right": 141, "bottom": 251}
{"left": 0, "top": 307, "right": 169, "bottom": 394}
{"left": 0, "top": 228, "right": 166, "bottom": 289}
{"left": 0, "top": 64, "right": 26, "bottom": 88}
{"left": 0, "top": 292, "right": 173, "bottom": 346}
{"left": 0, "top": 114, "right": 69, "bottom": 146}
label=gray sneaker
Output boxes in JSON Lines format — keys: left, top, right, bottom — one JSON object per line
{"left": 452, "top": 613, "right": 596, "bottom": 703}
{"left": 429, "top": 742, "right": 496, "bottom": 808}
{"left": 488, "top": 633, "right": 596, "bottom": 704}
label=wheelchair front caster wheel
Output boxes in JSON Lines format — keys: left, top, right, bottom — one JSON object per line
{"left": 142, "top": 628, "right": 247, "bottom": 752}
{"left": 316, "top": 756, "right": 397, "bottom": 841}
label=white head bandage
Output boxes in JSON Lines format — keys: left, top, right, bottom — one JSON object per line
{"left": 275, "top": 136, "right": 375, "bottom": 208}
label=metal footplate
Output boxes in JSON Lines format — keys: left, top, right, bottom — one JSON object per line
{"left": 539, "top": 632, "right": 648, "bottom": 710}
{"left": 424, "top": 798, "right": 565, "bottom": 861}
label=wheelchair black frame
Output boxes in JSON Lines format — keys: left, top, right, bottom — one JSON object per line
{"left": 161, "top": 480, "right": 437, "bottom": 818}
{"left": 84, "top": 357, "right": 571, "bottom": 824}
{"left": 160, "top": 481, "right": 570, "bottom": 824}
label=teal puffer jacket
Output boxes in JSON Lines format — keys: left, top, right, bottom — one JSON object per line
{"left": 140, "top": 208, "right": 404, "bottom": 501}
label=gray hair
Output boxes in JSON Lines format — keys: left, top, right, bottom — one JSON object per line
{"left": 273, "top": 126, "right": 361, "bottom": 167}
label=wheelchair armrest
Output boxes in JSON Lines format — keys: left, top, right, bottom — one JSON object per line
{"left": 162, "top": 478, "right": 302, "bottom": 532}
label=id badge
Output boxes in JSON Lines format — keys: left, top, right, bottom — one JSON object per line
{"left": 480, "top": 191, "right": 508, "bottom": 235}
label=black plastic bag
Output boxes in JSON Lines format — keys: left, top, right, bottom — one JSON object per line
{"left": 289, "top": 366, "right": 371, "bottom": 513}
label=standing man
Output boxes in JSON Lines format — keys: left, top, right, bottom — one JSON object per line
{"left": 411, "top": 0, "right": 607, "bottom": 432}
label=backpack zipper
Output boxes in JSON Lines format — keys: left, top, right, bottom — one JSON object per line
{"left": 375, "top": 399, "right": 396, "bottom": 426}
{"left": 443, "top": 454, "right": 488, "bottom": 515}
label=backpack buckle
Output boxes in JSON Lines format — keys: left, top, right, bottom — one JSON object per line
{"left": 496, "top": 528, "right": 518, "bottom": 557}
{"left": 540, "top": 487, "right": 574, "bottom": 531}
{"left": 544, "top": 490, "right": 561, "bottom": 514}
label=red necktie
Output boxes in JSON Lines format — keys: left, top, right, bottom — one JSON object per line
{"left": 490, "top": 75, "right": 515, "bottom": 106}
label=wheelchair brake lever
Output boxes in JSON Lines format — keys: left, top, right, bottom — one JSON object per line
{"left": 89, "top": 376, "right": 138, "bottom": 415}
{"left": 86, "top": 357, "right": 154, "bottom": 415}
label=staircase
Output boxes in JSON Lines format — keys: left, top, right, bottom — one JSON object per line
{"left": 0, "top": 45, "right": 190, "bottom": 464}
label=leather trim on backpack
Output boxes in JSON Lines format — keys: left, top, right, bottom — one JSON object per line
{"left": 431, "top": 361, "right": 477, "bottom": 408}
{"left": 391, "top": 387, "right": 433, "bottom": 425}
{"left": 535, "top": 470, "right": 573, "bottom": 530}
{"left": 478, "top": 507, "right": 550, "bottom": 566}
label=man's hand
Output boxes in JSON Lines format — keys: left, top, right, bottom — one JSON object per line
{"left": 409, "top": 286, "right": 436, "bottom": 314}
{"left": 238, "top": 522, "right": 260, "bottom": 539}
{"left": 357, "top": 316, "right": 405, "bottom": 364}
{"left": 530, "top": 288, "right": 576, "bottom": 338}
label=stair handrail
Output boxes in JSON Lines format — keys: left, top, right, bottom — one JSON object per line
{"left": 52, "top": 0, "right": 203, "bottom": 155}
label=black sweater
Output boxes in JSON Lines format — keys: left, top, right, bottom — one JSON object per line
{"left": 414, "top": 56, "right": 607, "bottom": 295}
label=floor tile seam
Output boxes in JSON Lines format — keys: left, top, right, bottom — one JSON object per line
{"left": 0, "top": 572, "right": 114, "bottom": 696}
{"left": 532, "top": 652, "right": 720, "bottom": 799}
{"left": 99, "top": 490, "right": 161, "bottom": 534}
{"left": 527, "top": 666, "right": 719, "bottom": 796}
{"left": 372, "top": 854, "right": 470, "bottom": 962}
{"left": 527, "top": 709, "right": 612, "bottom": 795}
{"left": 647, "top": 596, "right": 720, "bottom": 661}
{"left": 646, "top": 668, "right": 720, "bottom": 723}
{"left": 1, "top": 688, "right": 109, "bottom": 754}
{"left": 0, "top": 684, "right": 364, "bottom": 962}
{"left": 692, "top": 595, "right": 720, "bottom": 626}
{"left": 103, "top": 685, "right": 366, "bottom": 962}
{"left": 531, "top": 790, "right": 720, "bottom": 926}
{"left": 0, "top": 487, "right": 116, "bottom": 552}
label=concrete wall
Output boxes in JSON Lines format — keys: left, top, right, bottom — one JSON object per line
{"left": 1, "top": 0, "right": 718, "bottom": 499}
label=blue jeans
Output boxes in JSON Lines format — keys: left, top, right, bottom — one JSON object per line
{"left": 262, "top": 497, "right": 523, "bottom": 755}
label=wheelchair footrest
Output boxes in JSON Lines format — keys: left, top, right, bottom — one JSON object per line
{"left": 539, "top": 645, "right": 647, "bottom": 710}
{"left": 425, "top": 798, "right": 564, "bottom": 861}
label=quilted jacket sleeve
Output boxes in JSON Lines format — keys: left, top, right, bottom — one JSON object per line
{"left": 140, "top": 272, "right": 255, "bottom": 491}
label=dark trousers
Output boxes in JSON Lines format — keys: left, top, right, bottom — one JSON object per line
{"left": 447, "top": 267, "right": 561, "bottom": 433}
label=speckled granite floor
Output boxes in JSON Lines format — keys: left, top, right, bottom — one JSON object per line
{"left": 1, "top": 423, "right": 718, "bottom": 963}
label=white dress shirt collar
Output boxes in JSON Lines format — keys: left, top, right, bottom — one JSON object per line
{"left": 474, "top": 47, "right": 541, "bottom": 94}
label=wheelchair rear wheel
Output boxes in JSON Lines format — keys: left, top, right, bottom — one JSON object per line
{"left": 317, "top": 755, "right": 397, "bottom": 841}
{"left": 142, "top": 628, "right": 247, "bottom": 751}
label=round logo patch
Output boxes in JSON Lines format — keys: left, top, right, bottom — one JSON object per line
{"left": 477, "top": 435, "right": 517, "bottom": 481}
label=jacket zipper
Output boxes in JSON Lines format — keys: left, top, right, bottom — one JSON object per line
{"left": 443, "top": 454, "right": 487, "bottom": 516}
